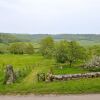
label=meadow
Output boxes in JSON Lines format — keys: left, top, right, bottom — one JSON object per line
{"left": 0, "top": 54, "right": 100, "bottom": 94}
{"left": 0, "top": 33, "right": 100, "bottom": 94}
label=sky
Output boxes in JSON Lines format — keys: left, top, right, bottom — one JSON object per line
{"left": 0, "top": 0, "right": 100, "bottom": 34}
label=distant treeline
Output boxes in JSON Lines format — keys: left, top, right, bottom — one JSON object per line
{"left": 0, "top": 33, "right": 100, "bottom": 44}
{"left": 0, "top": 33, "right": 20, "bottom": 43}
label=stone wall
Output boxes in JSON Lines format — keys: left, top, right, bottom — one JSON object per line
{"left": 46, "top": 72, "right": 100, "bottom": 81}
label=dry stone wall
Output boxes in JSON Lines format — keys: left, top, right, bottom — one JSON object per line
{"left": 46, "top": 72, "right": 100, "bottom": 82}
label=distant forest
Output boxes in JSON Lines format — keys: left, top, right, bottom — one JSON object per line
{"left": 0, "top": 33, "right": 100, "bottom": 45}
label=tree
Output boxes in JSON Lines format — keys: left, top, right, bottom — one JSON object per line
{"left": 40, "top": 36, "right": 54, "bottom": 58}
{"left": 25, "top": 43, "right": 34, "bottom": 54}
{"left": 54, "top": 40, "right": 88, "bottom": 67}
{"left": 67, "top": 41, "right": 88, "bottom": 67}
{"left": 54, "top": 40, "right": 68, "bottom": 63}
{"left": 9, "top": 42, "right": 26, "bottom": 54}
{"left": 90, "top": 45, "right": 100, "bottom": 56}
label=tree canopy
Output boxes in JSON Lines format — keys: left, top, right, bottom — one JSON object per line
{"left": 54, "top": 41, "right": 88, "bottom": 67}
{"left": 40, "top": 36, "right": 54, "bottom": 58}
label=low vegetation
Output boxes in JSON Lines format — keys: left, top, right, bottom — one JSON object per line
{"left": 0, "top": 34, "right": 100, "bottom": 94}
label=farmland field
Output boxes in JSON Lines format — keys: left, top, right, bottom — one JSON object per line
{"left": 0, "top": 33, "right": 100, "bottom": 94}
{"left": 0, "top": 54, "right": 100, "bottom": 94}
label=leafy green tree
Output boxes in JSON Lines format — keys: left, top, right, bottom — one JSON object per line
{"left": 54, "top": 40, "right": 88, "bottom": 67}
{"left": 90, "top": 45, "right": 100, "bottom": 56}
{"left": 9, "top": 42, "right": 26, "bottom": 54}
{"left": 55, "top": 40, "right": 68, "bottom": 63}
{"left": 40, "top": 36, "right": 54, "bottom": 58}
{"left": 67, "top": 41, "right": 88, "bottom": 67}
{"left": 25, "top": 43, "right": 34, "bottom": 54}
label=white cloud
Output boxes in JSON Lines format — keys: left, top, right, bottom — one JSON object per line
{"left": 0, "top": 0, "right": 100, "bottom": 34}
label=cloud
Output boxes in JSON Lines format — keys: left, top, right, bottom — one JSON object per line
{"left": 0, "top": 0, "right": 100, "bottom": 34}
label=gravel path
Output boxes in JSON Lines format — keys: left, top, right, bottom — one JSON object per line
{"left": 0, "top": 94, "right": 100, "bottom": 100}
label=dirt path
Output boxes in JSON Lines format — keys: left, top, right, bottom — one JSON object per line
{"left": 0, "top": 94, "right": 100, "bottom": 100}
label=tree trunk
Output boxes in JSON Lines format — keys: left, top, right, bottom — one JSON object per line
{"left": 69, "top": 61, "right": 72, "bottom": 67}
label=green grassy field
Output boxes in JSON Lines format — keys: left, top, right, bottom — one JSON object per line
{"left": 0, "top": 54, "right": 100, "bottom": 94}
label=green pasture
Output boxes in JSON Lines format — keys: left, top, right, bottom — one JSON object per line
{"left": 0, "top": 54, "right": 100, "bottom": 94}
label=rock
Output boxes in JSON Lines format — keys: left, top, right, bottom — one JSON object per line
{"left": 3, "top": 65, "right": 16, "bottom": 85}
{"left": 47, "top": 72, "right": 100, "bottom": 82}
{"left": 45, "top": 72, "right": 54, "bottom": 82}
{"left": 37, "top": 73, "right": 45, "bottom": 82}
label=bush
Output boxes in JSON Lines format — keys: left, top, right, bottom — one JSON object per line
{"left": 9, "top": 42, "right": 34, "bottom": 54}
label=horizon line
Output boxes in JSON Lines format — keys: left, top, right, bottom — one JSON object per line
{"left": 0, "top": 32, "right": 100, "bottom": 35}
